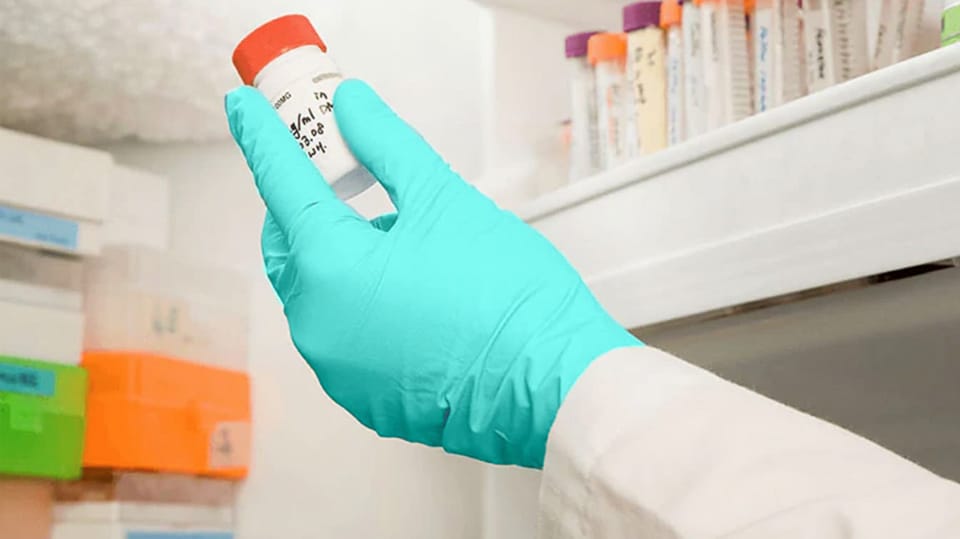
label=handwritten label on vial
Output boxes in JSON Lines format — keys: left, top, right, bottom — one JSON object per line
{"left": 0, "top": 363, "right": 56, "bottom": 397}
{"left": 127, "top": 532, "right": 234, "bottom": 539}
{"left": 208, "top": 421, "right": 251, "bottom": 470}
{"left": 0, "top": 204, "right": 79, "bottom": 251}
{"left": 276, "top": 86, "right": 336, "bottom": 159}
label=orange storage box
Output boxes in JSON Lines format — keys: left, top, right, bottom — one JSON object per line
{"left": 81, "top": 351, "right": 251, "bottom": 480}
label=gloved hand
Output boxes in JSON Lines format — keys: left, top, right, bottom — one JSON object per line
{"left": 226, "top": 80, "right": 642, "bottom": 468}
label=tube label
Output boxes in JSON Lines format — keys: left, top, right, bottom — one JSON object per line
{"left": 0, "top": 362, "right": 56, "bottom": 397}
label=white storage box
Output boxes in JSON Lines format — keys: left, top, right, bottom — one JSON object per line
{"left": 54, "top": 502, "right": 232, "bottom": 528}
{"left": 83, "top": 246, "right": 249, "bottom": 371}
{"left": 0, "top": 244, "right": 84, "bottom": 364}
{"left": 0, "top": 127, "right": 110, "bottom": 255}
{"left": 54, "top": 471, "right": 236, "bottom": 507}
{"left": 52, "top": 522, "right": 233, "bottom": 539}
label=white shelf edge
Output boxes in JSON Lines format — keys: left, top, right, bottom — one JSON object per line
{"left": 518, "top": 46, "right": 960, "bottom": 223}
{"left": 591, "top": 177, "right": 960, "bottom": 328}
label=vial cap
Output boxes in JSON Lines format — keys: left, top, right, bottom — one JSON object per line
{"left": 660, "top": 0, "right": 683, "bottom": 28}
{"left": 623, "top": 1, "right": 663, "bottom": 32}
{"left": 587, "top": 33, "right": 628, "bottom": 65}
{"left": 565, "top": 31, "right": 603, "bottom": 58}
{"left": 232, "top": 14, "right": 328, "bottom": 86}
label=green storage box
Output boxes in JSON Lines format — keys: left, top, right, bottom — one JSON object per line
{"left": 0, "top": 356, "right": 87, "bottom": 479}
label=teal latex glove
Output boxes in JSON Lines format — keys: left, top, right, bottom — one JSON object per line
{"left": 226, "top": 80, "right": 642, "bottom": 468}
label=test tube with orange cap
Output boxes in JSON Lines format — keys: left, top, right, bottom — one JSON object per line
{"left": 753, "top": 0, "right": 805, "bottom": 112}
{"left": 588, "top": 33, "right": 631, "bottom": 169}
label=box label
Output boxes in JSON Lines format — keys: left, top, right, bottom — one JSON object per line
{"left": 0, "top": 362, "right": 55, "bottom": 397}
{"left": 127, "top": 533, "right": 233, "bottom": 539}
{"left": 0, "top": 203, "right": 79, "bottom": 250}
{"left": 209, "top": 421, "right": 252, "bottom": 470}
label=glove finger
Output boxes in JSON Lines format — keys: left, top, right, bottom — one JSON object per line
{"left": 226, "top": 86, "right": 372, "bottom": 250}
{"left": 261, "top": 212, "right": 289, "bottom": 299}
{"left": 335, "top": 80, "right": 464, "bottom": 214}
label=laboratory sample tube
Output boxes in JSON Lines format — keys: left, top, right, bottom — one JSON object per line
{"left": 701, "top": 0, "right": 752, "bottom": 130}
{"left": 588, "top": 33, "right": 631, "bottom": 170}
{"left": 827, "top": 0, "right": 869, "bottom": 82}
{"left": 944, "top": 0, "right": 960, "bottom": 47}
{"left": 874, "top": 0, "right": 924, "bottom": 69}
{"left": 661, "top": 0, "right": 686, "bottom": 145}
{"left": 233, "top": 15, "right": 376, "bottom": 200}
{"left": 804, "top": 0, "right": 868, "bottom": 92}
{"left": 625, "top": 1, "right": 668, "bottom": 155}
{"left": 683, "top": 0, "right": 708, "bottom": 138}
{"left": 803, "top": 0, "right": 836, "bottom": 91}
{"left": 566, "top": 31, "right": 603, "bottom": 182}
{"left": 754, "top": 0, "right": 805, "bottom": 112}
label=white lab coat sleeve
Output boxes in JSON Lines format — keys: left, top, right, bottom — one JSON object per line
{"left": 538, "top": 346, "right": 960, "bottom": 538}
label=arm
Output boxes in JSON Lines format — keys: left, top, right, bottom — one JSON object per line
{"left": 541, "top": 347, "right": 960, "bottom": 538}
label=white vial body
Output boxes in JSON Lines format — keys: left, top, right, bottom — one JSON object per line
{"left": 804, "top": 0, "right": 837, "bottom": 91}
{"left": 627, "top": 27, "right": 669, "bottom": 155}
{"left": 755, "top": 0, "right": 805, "bottom": 112}
{"left": 702, "top": 0, "right": 752, "bottom": 130}
{"left": 874, "top": 0, "right": 924, "bottom": 69}
{"left": 568, "top": 56, "right": 601, "bottom": 182}
{"left": 827, "top": 0, "right": 869, "bottom": 82}
{"left": 665, "top": 25, "right": 686, "bottom": 146}
{"left": 253, "top": 45, "right": 375, "bottom": 200}
{"left": 683, "top": 2, "right": 707, "bottom": 139}
{"left": 594, "top": 59, "right": 630, "bottom": 170}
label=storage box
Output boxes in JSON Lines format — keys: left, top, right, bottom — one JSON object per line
{"left": 54, "top": 502, "right": 232, "bottom": 528}
{"left": 82, "top": 352, "right": 251, "bottom": 479}
{"left": 84, "top": 246, "right": 249, "bottom": 372}
{"left": 0, "top": 479, "right": 54, "bottom": 539}
{"left": 0, "top": 127, "right": 110, "bottom": 255}
{"left": 0, "top": 356, "right": 87, "bottom": 479}
{"left": 0, "top": 300, "right": 84, "bottom": 365}
{"left": 55, "top": 471, "right": 236, "bottom": 506}
{"left": 0, "top": 244, "right": 84, "bottom": 364}
{"left": 52, "top": 522, "right": 233, "bottom": 539}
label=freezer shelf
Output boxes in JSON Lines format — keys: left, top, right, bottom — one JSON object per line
{"left": 519, "top": 45, "right": 960, "bottom": 330}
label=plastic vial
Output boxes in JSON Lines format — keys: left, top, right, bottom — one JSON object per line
{"left": 701, "top": 0, "right": 752, "bottom": 129}
{"left": 566, "top": 32, "right": 603, "bottom": 182}
{"left": 233, "top": 15, "right": 375, "bottom": 200}
{"left": 661, "top": 0, "right": 686, "bottom": 146}
{"left": 874, "top": 0, "right": 924, "bottom": 69}
{"left": 588, "top": 33, "right": 631, "bottom": 170}
{"left": 803, "top": 0, "right": 835, "bottom": 91}
{"left": 683, "top": 0, "right": 708, "bottom": 138}
{"left": 625, "top": 1, "right": 668, "bottom": 155}
{"left": 827, "top": 0, "right": 869, "bottom": 82}
{"left": 754, "top": 0, "right": 805, "bottom": 112}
